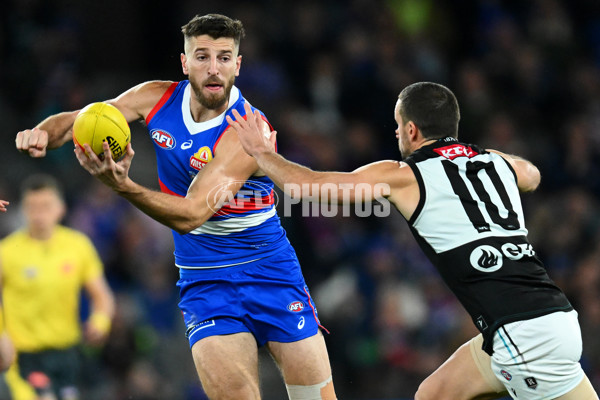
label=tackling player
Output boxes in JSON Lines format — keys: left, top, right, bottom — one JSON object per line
{"left": 228, "top": 82, "right": 599, "bottom": 400}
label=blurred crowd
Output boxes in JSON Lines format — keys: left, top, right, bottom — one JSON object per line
{"left": 1, "top": 0, "right": 600, "bottom": 398}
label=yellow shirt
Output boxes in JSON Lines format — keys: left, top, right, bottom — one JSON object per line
{"left": 0, "top": 226, "right": 103, "bottom": 352}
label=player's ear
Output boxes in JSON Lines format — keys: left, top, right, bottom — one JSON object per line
{"left": 235, "top": 55, "right": 242, "bottom": 77}
{"left": 181, "top": 53, "right": 189, "bottom": 75}
{"left": 407, "top": 121, "right": 419, "bottom": 141}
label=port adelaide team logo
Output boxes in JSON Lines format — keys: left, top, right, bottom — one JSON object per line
{"left": 151, "top": 129, "right": 176, "bottom": 149}
{"left": 469, "top": 245, "right": 503, "bottom": 272}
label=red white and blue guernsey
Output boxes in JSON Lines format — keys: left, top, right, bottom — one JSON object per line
{"left": 145, "top": 81, "right": 290, "bottom": 270}
{"left": 146, "top": 81, "right": 324, "bottom": 348}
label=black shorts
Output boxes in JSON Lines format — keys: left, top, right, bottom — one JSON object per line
{"left": 18, "top": 346, "right": 80, "bottom": 399}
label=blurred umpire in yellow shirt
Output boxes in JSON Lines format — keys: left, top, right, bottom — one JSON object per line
{"left": 0, "top": 174, "right": 115, "bottom": 400}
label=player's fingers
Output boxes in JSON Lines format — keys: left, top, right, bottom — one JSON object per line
{"left": 16, "top": 130, "right": 30, "bottom": 151}
{"left": 32, "top": 130, "right": 48, "bottom": 149}
{"left": 231, "top": 108, "right": 244, "bottom": 123}
{"left": 74, "top": 147, "right": 94, "bottom": 173}
{"left": 253, "top": 109, "right": 262, "bottom": 126}
{"left": 243, "top": 102, "right": 253, "bottom": 120}
{"left": 28, "top": 148, "right": 47, "bottom": 158}
{"left": 269, "top": 131, "right": 277, "bottom": 146}
{"left": 15, "top": 131, "right": 24, "bottom": 150}
{"left": 225, "top": 115, "right": 237, "bottom": 128}
{"left": 102, "top": 141, "right": 113, "bottom": 162}
{"left": 119, "top": 143, "right": 135, "bottom": 166}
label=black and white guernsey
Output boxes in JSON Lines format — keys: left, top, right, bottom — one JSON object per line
{"left": 404, "top": 137, "right": 572, "bottom": 355}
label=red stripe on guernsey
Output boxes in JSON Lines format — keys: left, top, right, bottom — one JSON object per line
{"left": 146, "top": 82, "right": 179, "bottom": 125}
{"left": 214, "top": 190, "right": 274, "bottom": 216}
{"left": 158, "top": 178, "right": 184, "bottom": 197}
{"left": 213, "top": 115, "right": 274, "bottom": 155}
{"left": 304, "top": 287, "right": 330, "bottom": 334}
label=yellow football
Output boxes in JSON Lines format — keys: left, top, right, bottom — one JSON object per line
{"left": 73, "top": 102, "right": 130, "bottom": 160}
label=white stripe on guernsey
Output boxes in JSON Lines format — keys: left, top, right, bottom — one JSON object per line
{"left": 176, "top": 257, "right": 263, "bottom": 269}
{"left": 189, "top": 207, "right": 277, "bottom": 236}
{"left": 182, "top": 84, "right": 241, "bottom": 134}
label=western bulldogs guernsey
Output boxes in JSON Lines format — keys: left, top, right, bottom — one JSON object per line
{"left": 404, "top": 137, "right": 572, "bottom": 354}
{"left": 146, "top": 81, "right": 289, "bottom": 269}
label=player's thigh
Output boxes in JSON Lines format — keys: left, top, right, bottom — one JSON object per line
{"left": 415, "top": 335, "right": 507, "bottom": 400}
{"left": 191, "top": 332, "right": 260, "bottom": 400}
{"left": 555, "top": 374, "right": 599, "bottom": 400}
{"left": 266, "top": 330, "right": 332, "bottom": 385}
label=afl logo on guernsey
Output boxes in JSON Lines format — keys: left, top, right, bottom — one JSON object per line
{"left": 190, "top": 146, "right": 213, "bottom": 171}
{"left": 287, "top": 301, "right": 305, "bottom": 312}
{"left": 151, "top": 130, "right": 176, "bottom": 149}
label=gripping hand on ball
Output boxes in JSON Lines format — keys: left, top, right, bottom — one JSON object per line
{"left": 75, "top": 140, "right": 135, "bottom": 192}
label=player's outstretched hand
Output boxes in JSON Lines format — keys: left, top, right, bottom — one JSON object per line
{"left": 0, "top": 200, "right": 9, "bottom": 212}
{"left": 74, "top": 141, "right": 135, "bottom": 192}
{"left": 226, "top": 102, "right": 276, "bottom": 158}
{"left": 16, "top": 127, "right": 49, "bottom": 158}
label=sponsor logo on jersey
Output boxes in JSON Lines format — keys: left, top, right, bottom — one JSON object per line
{"left": 501, "top": 370, "right": 512, "bottom": 381}
{"left": 501, "top": 243, "right": 536, "bottom": 260}
{"left": 287, "top": 301, "right": 305, "bottom": 312}
{"left": 469, "top": 245, "right": 503, "bottom": 272}
{"left": 434, "top": 144, "right": 478, "bottom": 160}
{"left": 524, "top": 376, "right": 538, "bottom": 389}
{"left": 190, "top": 146, "right": 213, "bottom": 171}
{"left": 470, "top": 242, "right": 536, "bottom": 272}
{"left": 151, "top": 130, "right": 176, "bottom": 149}
{"left": 181, "top": 139, "right": 193, "bottom": 150}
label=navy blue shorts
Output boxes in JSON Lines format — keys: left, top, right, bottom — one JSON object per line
{"left": 177, "top": 246, "right": 325, "bottom": 348}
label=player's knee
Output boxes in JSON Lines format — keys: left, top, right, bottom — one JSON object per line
{"left": 203, "top": 380, "right": 260, "bottom": 400}
{"left": 200, "top": 372, "right": 260, "bottom": 400}
{"left": 415, "top": 376, "right": 447, "bottom": 400}
{"left": 286, "top": 376, "right": 337, "bottom": 400}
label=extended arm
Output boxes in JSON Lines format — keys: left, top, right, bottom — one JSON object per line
{"left": 16, "top": 81, "right": 173, "bottom": 157}
{"left": 75, "top": 127, "right": 260, "bottom": 234}
{"left": 488, "top": 149, "right": 541, "bottom": 192}
{"left": 83, "top": 276, "right": 115, "bottom": 346}
{"left": 227, "top": 103, "right": 420, "bottom": 218}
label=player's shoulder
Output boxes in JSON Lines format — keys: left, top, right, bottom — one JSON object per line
{"left": 54, "top": 225, "right": 94, "bottom": 245}
{"left": 0, "top": 230, "right": 25, "bottom": 248}
{"left": 133, "top": 80, "right": 180, "bottom": 97}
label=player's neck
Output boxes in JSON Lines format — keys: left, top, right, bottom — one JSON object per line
{"left": 189, "top": 100, "right": 229, "bottom": 123}
{"left": 27, "top": 226, "right": 56, "bottom": 241}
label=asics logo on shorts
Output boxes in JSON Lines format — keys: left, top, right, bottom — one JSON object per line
{"left": 298, "top": 317, "right": 305, "bottom": 330}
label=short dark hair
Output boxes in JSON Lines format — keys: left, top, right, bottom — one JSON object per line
{"left": 398, "top": 82, "right": 460, "bottom": 139}
{"left": 21, "top": 174, "right": 64, "bottom": 200}
{"left": 181, "top": 14, "right": 245, "bottom": 48}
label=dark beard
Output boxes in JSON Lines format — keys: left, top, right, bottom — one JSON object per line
{"left": 190, "top": 75, "right": 235, "bottom": 110}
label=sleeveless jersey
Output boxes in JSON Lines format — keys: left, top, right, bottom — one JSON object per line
{"left": 146, "top": 81, "right": 289, "bottom": 269}
{"left": 404, "top": 137, "right": 572, "bottom": 354}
